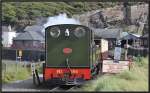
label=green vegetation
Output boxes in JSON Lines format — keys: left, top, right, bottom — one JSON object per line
{"left": 2, "top": 62, "right": 31, "bottom": 83}
{"left": 2, "top": 60, "right": 43, "bottom": 84}
{"left": 2, "top": 2, "right": 143, "bottom": 32}
{"left": 2, "top": 2, "right": 120, "bottom": 26}
{"left": 81, "top": 56, "right": 148, "bottom": 91}
{"left": 36, "top": 62, "right": 44, "bottom": 74}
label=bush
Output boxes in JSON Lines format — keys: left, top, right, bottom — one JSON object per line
{"left": 117, "top": 70, "right": 138, "bottom": 80}
{"left": 133, "top": 56, "right": 148, "bottom": 67}
{"left": 81, "top": 56, "right": 148, "bottom": 91}
{"left": 2, "top": 62, "right": 31, "bottom": 84}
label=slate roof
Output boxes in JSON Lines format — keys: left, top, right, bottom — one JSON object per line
{"left": 24, "top": 25, "right": 44, "bottom": 32}
{"left": 141, "top": 34, "right": 148, "bottom": 38}
{"left": 121, "top": 33, "right": 141, "bottom": 40}
{"left": 13, "top": 30, "right": 44, "bottom": 41}
{"left": 120, "top": 32, "right": 129, "bottom": 38}
{"left": 13, "top": 25, "right": 45, "bottom": 42}
{"left": 92, "top": 28, "right": 122, "bottom": 39}
{"left": 24, "top": 25, "right": 45, "bottom": 35}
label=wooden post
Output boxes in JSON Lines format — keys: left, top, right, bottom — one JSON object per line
{"left": 16, "top": 49, "right": 18, "bottom": 72}
{"left": 126, "top": 40, "right": 128, "bottom": 60}
{"left": 16, "top": 49, "right": 17, "bottom": 63}
{"left": 3, "top": 63, "right": 7, "bottom": 78}
{"left": 19, "top": 50, "right": 22, "bottom": 63}
{"left": 31, "top": 63, "right": 35, "bottom": 75}
{"left": 133, "top": 39, "right": 135, "bottom": 55}
{"left": 125, "top": 40, "right": 128, "bottom": 60}
{"left": 20, "top": 57, "right": 21, "bottom": 63}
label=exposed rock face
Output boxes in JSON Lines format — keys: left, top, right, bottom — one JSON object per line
{"left": 89, "top": 11, "right": 108, "bottom": 28}
{"left": 102, "top": 5, "right": 124, "bottom": 23}
{"left": 130, "top": 4, "right": 148, "bottom": 24}
{"left": 73, "top": 5, "right": 124, "bottom": 28}
{"left": 73, "top": 10, "right": 101, "bottom": 27}
{"left": 73, "top": 3, "right": 148, "bottom": 30}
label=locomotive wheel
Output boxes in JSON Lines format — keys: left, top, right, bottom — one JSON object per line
{"left": 33, "top": 69, "right": 41, "bottom": 86}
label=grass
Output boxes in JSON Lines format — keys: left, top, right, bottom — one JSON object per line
{"left": 81, "top": 56, "right": 148, "bottom": 91}
{"left": 2, "top": 66, "right": 31, "bottom": 83}
{"left": 2, "top": 60, "right": 44, "bottom": 84}
{"left": 2, "top": 61, "right": 32, "bottom": 84}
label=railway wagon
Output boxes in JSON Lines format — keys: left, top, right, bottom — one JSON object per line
{"left": 40, "top": 24, "right": 100, "bottom": 85}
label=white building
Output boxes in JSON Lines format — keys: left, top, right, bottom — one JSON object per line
{"left": 2, "top": 25, "right": 18, "bottom": 47}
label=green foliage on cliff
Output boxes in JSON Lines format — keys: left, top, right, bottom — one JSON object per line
{"left": 2, "top": 2, "right": 120, "bottom": 26}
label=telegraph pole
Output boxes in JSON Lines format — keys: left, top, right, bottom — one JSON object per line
{"left": 123, "top": 2, "right": 131, "bottom": 25}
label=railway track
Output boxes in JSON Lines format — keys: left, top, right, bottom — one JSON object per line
{"left": 2, "top": 79, "right": 82, "bottom": 92}
{"left": 2, "top": 73, "right": 101, "bottom": 92}
{"left": 49, "top": 85, "right": 81, "bottom": 92}
{"left": 49, "top": 86, "right": 73, "bottom": 91}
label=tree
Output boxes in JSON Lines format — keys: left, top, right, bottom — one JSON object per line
{"left": 2, "top": 3, "right": 17, "bottom": 25}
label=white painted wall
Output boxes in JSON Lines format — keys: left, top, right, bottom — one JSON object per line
{"left": 102, "top": 60, "right": 129, "bottom": 73}
{"left": 2, "top": 32, "right": 17, "bottom": 47}
{"left": 101, "top": 39, "right": 108, "bottom": 53}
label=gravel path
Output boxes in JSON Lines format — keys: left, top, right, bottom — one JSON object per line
{"left": 2, "top": 77, "right": 81, "bottom": 92}
{"left": 2, "top": 76, "right": 55, "bottom": 92}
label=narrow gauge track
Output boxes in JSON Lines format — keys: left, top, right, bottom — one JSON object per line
{"left": 49, "top": 85, "right": 74, "bottom": 91}
{"left": 49, "top": 85, "right": 81, "bottom": 92}
{"left": 2, "top": 73, "right": 101, "bottom": 92}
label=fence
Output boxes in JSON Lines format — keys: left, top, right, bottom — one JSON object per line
{"left": 128, "top": 47, "right": 148, "bottom": 57}
{"left": 2, "top": 60, "right": 44, "bottom": 82}
{"left": 2, "top": 48, "right": 45, "bottom": 61}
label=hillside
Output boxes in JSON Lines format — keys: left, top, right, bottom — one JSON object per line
{"left": 1, "top": 2, "right": 132, "bottom": 31}
{"left": 2, "top": 2, "right": 120, "bottom": 24}
{"left": 2, "top": 2, "right": 148, "bottom": 34}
